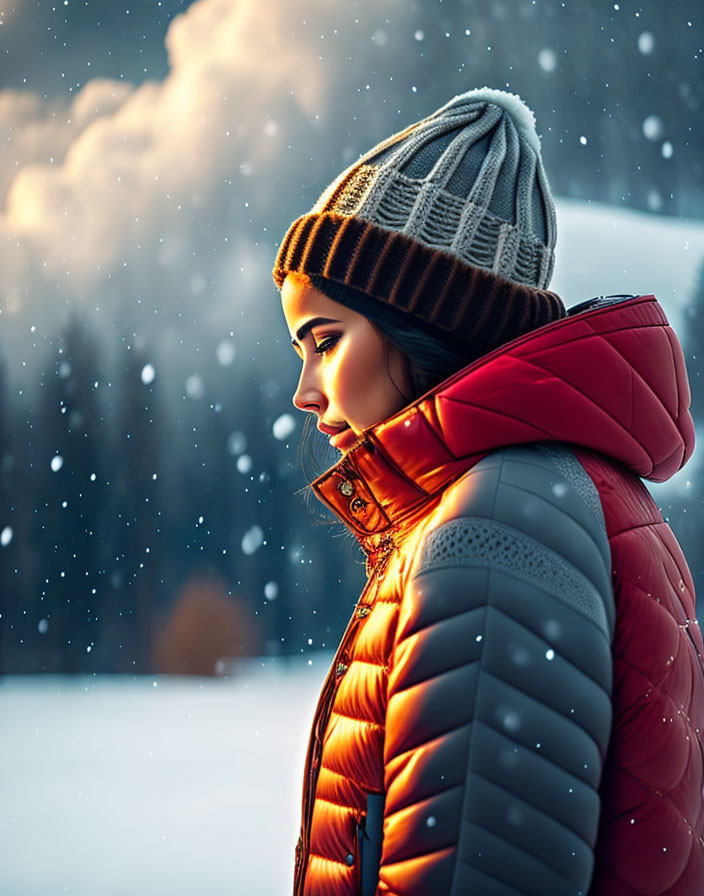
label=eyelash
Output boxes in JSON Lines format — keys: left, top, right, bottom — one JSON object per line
{"left": 314, "top": 335, "right": 340, "bottom": 355}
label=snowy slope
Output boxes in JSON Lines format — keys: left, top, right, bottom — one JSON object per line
{"left": 553, "top": 197, "right": 704, "bottom": 325}
{"left": 0, "top": 658, "right": 330, "bottom": 896}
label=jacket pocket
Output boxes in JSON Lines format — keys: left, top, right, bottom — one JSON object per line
{"left": 359, "top": 791, "right": 385, "bottom": 896}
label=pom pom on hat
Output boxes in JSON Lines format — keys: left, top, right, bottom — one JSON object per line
{"left": 450, "top": 86, "right": 542, "bottom": 155}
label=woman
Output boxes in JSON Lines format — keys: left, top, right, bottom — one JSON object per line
{"left": 273, "top": 88, "right": 704, "bottom": 896}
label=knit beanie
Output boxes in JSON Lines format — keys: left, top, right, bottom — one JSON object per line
{"left": 273, "top": 87, "right": 566, "bottom": 355}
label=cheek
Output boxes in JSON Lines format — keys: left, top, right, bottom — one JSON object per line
{"left": 329, "top": 347, "right": 371, "bottom": 402}
{"left": 333, "top": 340, "right": 392, "bottom": 415}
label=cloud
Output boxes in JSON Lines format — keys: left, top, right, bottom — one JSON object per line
{"left": 0, "top": 0, "right": 416, "bottom": 382}
{"left": 0, "top": 81, "right": 134, "bottom": 207}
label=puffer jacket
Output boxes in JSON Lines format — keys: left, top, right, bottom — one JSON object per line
{"left": 293, "top": 294, "right": 704, "bottom": 896}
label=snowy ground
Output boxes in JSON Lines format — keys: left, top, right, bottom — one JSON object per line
{"left": 0, "top": 657, "right": 331, "bottom": 896}
{"left": 553, "top": 197, "right": 704, "bottom": 329}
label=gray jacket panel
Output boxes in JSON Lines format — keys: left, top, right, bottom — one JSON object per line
{"left": 392, "top": 444, "right": 614, "bottom": 896}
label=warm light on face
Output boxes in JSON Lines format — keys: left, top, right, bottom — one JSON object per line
{"left": 281, "top": 273, "right": 411, "bottom": 449}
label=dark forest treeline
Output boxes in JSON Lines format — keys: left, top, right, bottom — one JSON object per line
{"left": 1, "top": 259, "right": 703, "bottom": 675}
{"left": 0, "top": 321, "right": 364, "bottom": 674}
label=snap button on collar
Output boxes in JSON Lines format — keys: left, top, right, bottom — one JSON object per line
{"left": 338, "top": 480, "right": 354, "bottom": 497}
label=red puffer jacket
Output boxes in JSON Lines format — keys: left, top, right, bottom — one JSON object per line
{"left": 293, "top": 294, "right": 704, "bottom": 896}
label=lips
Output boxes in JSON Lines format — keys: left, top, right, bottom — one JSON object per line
{"left": 316, "top": 421, "right": 345, "bottom": 437}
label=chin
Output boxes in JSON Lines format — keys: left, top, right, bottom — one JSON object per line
{"left": 330, "top": 426, "right": 360, "bottom": 453}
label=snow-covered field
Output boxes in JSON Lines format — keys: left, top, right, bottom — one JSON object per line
{"left": 3, "top": 200, "right": 704, "bottom": 895}
{"left": 0, "top": 657, "right": 331, "bottom": 896}
{"left": 553, "top": 197, "right": 704, "bottom": 326}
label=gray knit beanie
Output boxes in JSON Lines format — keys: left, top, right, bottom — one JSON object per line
{"left": 274, "top": 88, "right": 564, "bottom": 354}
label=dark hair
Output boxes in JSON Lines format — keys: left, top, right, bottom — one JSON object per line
{"left": 289, "top": 272, "right": 479, "bottom": 543}
{"left": 374, "top": 312, "right": 479, "bottom": 401}
{"left": 295, "top": 315, "right": 475, "bottom": 558}
{"left": 305, "top": 272, "right": 478, "bottom": 400}
{"left": 296, "top": 310, "right": 476, "bottom": 485}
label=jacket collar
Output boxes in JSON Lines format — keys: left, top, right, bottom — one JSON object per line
{"left": 311, "top": 294, "right": 694, "bottom": 550}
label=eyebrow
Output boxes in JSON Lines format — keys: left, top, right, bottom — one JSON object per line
{"left": 291, "top": 316, "right": 341, "bottom": 347}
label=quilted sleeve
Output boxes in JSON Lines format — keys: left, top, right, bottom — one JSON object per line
{"left": 377, "top": 444, "right": 615, "bottom": 896}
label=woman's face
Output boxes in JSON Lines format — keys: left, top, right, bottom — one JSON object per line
{"left": 281, "top": 273, "right": 411, "bottom": 452}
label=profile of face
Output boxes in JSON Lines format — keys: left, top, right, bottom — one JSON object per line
{"left": 281, "top": 273, "right": 412, "bottom": 452}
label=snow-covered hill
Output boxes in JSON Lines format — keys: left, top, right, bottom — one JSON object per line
{"left": 0, "top": 658, "right": 330, "bottom": 896}
{"left": 553, "top": 197, "right": 704, "bottom": 325}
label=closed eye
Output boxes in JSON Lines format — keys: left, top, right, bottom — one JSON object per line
{"left": 314, "top": 335, "right": 340, "bottom": 355}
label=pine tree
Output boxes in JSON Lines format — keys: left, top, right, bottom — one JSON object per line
{"left": 107, "top": 338, "right": 166, "bottom": 673}
{"left": 32, "top": 317, "right": 108, "bottom": 672}
{"left": 0, "top": 353, "right": 12, "bottom": 674}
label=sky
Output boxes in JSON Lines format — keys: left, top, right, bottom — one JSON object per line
{"left": 1, "top": 0, "right": 419, "bottom": 387}
{"left": 0, "top": 0, "right": 196, "bottom": 94}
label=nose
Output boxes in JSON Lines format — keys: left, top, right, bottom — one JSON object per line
{"left": 292, "top": 361, "right": 326, "bottom": 414}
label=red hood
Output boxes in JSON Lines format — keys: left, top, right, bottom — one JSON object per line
{"left": 311, "top": 294, "right": 695, "bottom": 542}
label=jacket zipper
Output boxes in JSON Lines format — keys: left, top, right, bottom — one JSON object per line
{"left": 294, "top": 543, "right": 394, "bottom": 896}
{"left": 354, "top": 811, "right": 366, "bottom": 896}
{"left": 294, "top": 604, "right": 366, "bottom": 896}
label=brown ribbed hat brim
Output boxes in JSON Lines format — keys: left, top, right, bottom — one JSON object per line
{"left": 274, "top": 213, "right": 565, "bottom": 351}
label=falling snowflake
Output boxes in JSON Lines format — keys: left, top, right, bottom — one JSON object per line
{"left": 647, "top": 189, "right": 663, "bottom": 212}
{"left": 538, "top": 48, "right": 557, "bottom": 72}
{"left": 642, "top": 114, "right": 665, "bottom": 141}
{"left": 236, "top": 454, "right": 252, "bottom": 474}
{"left": 185, "top": 375, "right": 204, "bottom": 399}
{"left": 241, "top": 525, "right": 264, "bottom": 555}
{"left": 227, "top": 431, "right": 247, "bottom": 456}
{"left": 637, "top": 31, "right": 654, "bottom": 54}
{"left": 216, "top": 340, "right": 236, "bottom": 366}
{"left": 272, "top": 414, "right": 296, "bottom": 441}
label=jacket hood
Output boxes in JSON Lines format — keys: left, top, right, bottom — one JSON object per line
{"left": 310, "top": 294, "right": 695, "bottom": 544}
